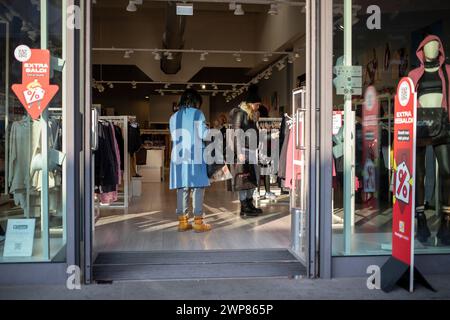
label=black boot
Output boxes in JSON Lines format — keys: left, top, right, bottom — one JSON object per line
{"left": 246, "top": 199, "right": 263, "bottom": 214}
{"left": 416, "top": 207, "right": 431, "bottom": 243}
{"left": 437, "top": 208, "right": 450, "bottom": 246}
{"left": 240, "top": 200, "right": 259, "bottom": 217}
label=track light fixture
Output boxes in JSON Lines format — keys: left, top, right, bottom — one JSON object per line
{"left": 126, "top": 1, "right": 137, "bottom": 12}
{"left": 268, "top": 3, "right": 278, "bottom": 15}
{"left": 123, "top": 50, "right": 133, "bottom": 59}
{"left": 234, "top": 4, "right": 244, "bottom": 15}
{"left": 200, "top": 52, "right": 208, "bottom": 61}
{"left": 233, "top": 53, "right": 242, "bottom": 62}
{"left": 131, "top": 81, "right": 137, "bottom": 89}
{"left": 153, "top": 52, "right": 162, "bottom": 60}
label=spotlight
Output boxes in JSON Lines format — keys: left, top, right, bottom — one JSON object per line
{"left": 262, "top": 54, "right": 271, "bottom": 62}
{"left": 145, "top": 96, "right": 149, "bottom": 99}
{"left": 131, "top": 81, "right": 137, "bottom": 89}
{"left": 212, "top": 91, "right": 217, "bottom": 97}
{"left": 160, "top": 90, "right": 165, "bottom": 96}
{"left": 153, "top": 52, "right": 162, "bottom": 60}
{"left": 229, "top": 2, "right": 236, "bottom": 10}
{"left": 288, "top": 54, "right": 294, "bottom": 64}
{"left": 233, "top": 53, "right": 242, "bottom": 62}
{"left": 268, "top": 3, "right": 278, "bottom": 15}
{"left": 186, "top": 84, "right": 192, "bottom": 89}
{"left": 277, "top": 62, "right": 286, "bottom": 71}
{"left": 200, "top": 52, "right": 208, "bottom": 61}
{"left": 164, "top": 83, "right": 170, "bottom": 89}
{"left": 234, "top": 4, "right": 244, "bottom": 15}
{"left": 126, "top": 1, "right": 137, "bottom": 12}
{"left": 252, "top": 78, "right": 259, "bottom": 84}
{"left": 212, "top": 84, "right": 218, "bottom": 90}
{"left": 201, "top": 84, "right": 206, "bottom": 90}
{"left": 108, "top": 82, "right": 114, "bottom": 89}
{"left": 165, "top": 52, "right": 174, "bottom": 60}
{"left": 124, "top": 50, "right": 133, "bottom": 59}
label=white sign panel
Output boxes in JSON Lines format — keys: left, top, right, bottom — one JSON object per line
{"left": 3, "top": 219, "right": 35, "bottom": 257}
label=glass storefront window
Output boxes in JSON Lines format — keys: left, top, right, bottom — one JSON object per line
{"left": 0, "top": 0, "right": 66, "bottom": 263}
{"left": 332, "top": 0, "right": 450, "bottom": 256}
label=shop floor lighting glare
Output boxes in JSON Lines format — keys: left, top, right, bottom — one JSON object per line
{"left": 234, "top": 4, "right": 244, "bottom": 15}
{"left": 268, "top": 3, "right": 278, "bottom": 15}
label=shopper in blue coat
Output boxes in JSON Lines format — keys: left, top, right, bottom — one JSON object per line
{"left": 169, "top": 89, "right": 211, "bottom": 232}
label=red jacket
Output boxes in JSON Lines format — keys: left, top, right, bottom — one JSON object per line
{"left": 408, "top": 35, "right": 450, "bottom": 119}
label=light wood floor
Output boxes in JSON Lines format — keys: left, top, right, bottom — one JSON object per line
{"left": 94, "top": 181, "right": 291, "bottom": 252}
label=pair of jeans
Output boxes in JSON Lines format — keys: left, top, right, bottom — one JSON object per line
{"left": 176, "top": 188, "right": 205, "bottom": 216}
{"left": 239, "top": 189, "right": 255, "bottom": 202}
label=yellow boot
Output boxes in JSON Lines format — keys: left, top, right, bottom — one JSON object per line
{"left": 178, "top": 214, "right": 192, "bottom": 232}
{"left": 193, "top": 216, "right": 212, "bottom": 233}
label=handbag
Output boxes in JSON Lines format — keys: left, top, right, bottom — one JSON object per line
{"left": 231, "top": 163, "right": 257, "bottom": 191}
{"left": 208, "top": 164, "right": 232, "bottom": 183}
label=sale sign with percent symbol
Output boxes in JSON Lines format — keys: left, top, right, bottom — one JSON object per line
{"left": 11, "top": 46, "right": 59, "bottom": 120}
{"left": 380, "top": 77, "right": 434, "bottom": 293}
{"left": 392, "top": 77, "right": 416, "bottom": 267}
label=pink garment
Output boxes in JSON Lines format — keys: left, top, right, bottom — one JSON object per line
{"left": 408, "top": 35, "right": 450, "bottom": 118}
{"left": 284, "top": 124, "right": 302, "bottom": 189}
{"left": 99, "top": 191, "right": 118, "bottom": 204}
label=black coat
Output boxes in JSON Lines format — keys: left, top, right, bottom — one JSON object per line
{"left": 228, "top": 107, "right": 258, "bottom": 191}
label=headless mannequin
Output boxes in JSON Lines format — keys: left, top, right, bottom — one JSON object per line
{"left": 415, "top": 40, "right": 450, "bottom": 245}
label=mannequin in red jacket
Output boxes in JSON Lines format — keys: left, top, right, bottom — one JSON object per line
{"left": 408, "top": 35, "right": 450, "bottom": 245}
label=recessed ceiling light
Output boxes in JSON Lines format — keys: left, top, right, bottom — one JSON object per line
{"left": 201, "top": 84, "right": 206, "bottom": 90}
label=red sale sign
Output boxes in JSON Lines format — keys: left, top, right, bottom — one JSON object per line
{"left": 11, "top": 49, "right": 59, "bottom": 120}
{"left": 392, "top": 77, "right": 416, "bottom": 267}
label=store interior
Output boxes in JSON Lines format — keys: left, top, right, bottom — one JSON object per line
{"left": 90, "top": 0, "right": 306, "bottom": 254}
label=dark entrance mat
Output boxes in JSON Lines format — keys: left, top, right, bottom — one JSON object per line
{"left": 93, "top": 249, "right": 306, "bottom": 282}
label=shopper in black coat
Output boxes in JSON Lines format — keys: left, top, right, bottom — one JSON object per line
{"left": 229, "top": 84, "right": 263, "bottom": 217}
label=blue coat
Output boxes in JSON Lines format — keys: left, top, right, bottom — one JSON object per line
{"left": 169, "top": 107, "right": 210, "bottom": 190}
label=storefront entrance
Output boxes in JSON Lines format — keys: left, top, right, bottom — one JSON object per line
{"left": 82, "top": 0, "right": 309, "bottom": 283}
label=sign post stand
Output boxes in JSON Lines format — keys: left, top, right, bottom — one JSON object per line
{"left": 380, "top": 77, "right": 434, "bottom": 293}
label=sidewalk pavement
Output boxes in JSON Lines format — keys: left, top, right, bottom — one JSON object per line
{"left": 0, "top": 275, "right": 449, "bottom": 300}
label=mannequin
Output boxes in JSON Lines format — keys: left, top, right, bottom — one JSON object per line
{"left": 408, "top": 35, "right": 450, "bottom": 245}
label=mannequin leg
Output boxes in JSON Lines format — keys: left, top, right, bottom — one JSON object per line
{"left": 434, "top": 143, "right": 450, "bottom": 245}
{"left": 415, "top": 146, "right": 431, "bottom": 243}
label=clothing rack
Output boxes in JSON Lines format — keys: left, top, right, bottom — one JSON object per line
{"left": 97, "top": 116, "right": 136, "bottom": 209}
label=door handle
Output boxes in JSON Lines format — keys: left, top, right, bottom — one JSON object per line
{"left": 91, "top": 107, "right": 98, "bottom": 151}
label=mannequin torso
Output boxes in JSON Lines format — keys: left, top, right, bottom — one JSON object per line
{"left": 419, "top": 65, "right": 444, "bottom": 108}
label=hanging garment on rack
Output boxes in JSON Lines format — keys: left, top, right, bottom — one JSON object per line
{"left": 128, "top": 121, "right": 142, "bottom": 155}
{"left": 278, "top": 119, "right": 291, "bottom": 180}
{"left": 30, "top": 117, "right": 63, "bottom": 191}
{"left": 114, "top": 125, "right": 124, "bottom": 171}
{"left": 95, "top": 121, "right": 120, "bottom": 204}
{"left": 8, "top": 118, "right": 39, "bottom": 208}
